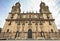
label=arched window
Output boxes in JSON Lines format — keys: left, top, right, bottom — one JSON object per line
{"left": 28, "top": 29, "right": 32, "bottom": 38}
{"left": 7, "top": 29, "right": 9, "bottom": 32}
{"left": 41, "top": 31, "right": 44, "bottom": 37}
{"left": 51, "top": 29, "right": 53, "bottom": 32}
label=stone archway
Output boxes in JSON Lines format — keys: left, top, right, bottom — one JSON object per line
{"left": 28, "top": 29, "right": 32, "bottom": 38}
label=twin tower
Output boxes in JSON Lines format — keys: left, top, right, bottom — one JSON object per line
{"left": 1, "top": 1, "right": 58, "bottom": 39}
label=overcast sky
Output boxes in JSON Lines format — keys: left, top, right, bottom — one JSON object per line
{"left": 0, "top": 0, "right": 60, "bottom": 29}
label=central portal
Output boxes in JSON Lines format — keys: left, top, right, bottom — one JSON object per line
{"left": 28, "top": 29, "right": 32, "bottom": 38}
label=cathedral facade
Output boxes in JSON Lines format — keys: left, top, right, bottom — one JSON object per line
{"left": 0, "top": 2, "right": 60, "bottom": 40}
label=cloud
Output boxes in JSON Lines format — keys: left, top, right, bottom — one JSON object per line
{"left": 0, "top": 0, "right": 60, "bottom": 29}
{"left": 0, "top": 0, "right": 19, "bottom": 28}
{"left": 30, "top": 0, "right": 60, "bottom": 29}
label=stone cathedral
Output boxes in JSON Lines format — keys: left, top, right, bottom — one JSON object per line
{"left": 0, "top": 1, "right": 60, "bottom": 40}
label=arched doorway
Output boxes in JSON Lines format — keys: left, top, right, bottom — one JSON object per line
{"left": 28, "top": 29, "right": 32, "bottom": 38}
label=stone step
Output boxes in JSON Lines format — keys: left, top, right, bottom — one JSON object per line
{"left": 0, "top": 40, "right": 60, "bottom": 41}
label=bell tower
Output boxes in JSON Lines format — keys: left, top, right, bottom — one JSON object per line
{"left": 40, "top": 1, "right": 50, "bottom": 13}
{"left": 2, "top": 2, "right": 21, "bottom": 32}
{"left": 39, "top": 2, "right": 58, "bottom": 32}
{"left": 11, "top": 2, "right": 21, "bottom": 13}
